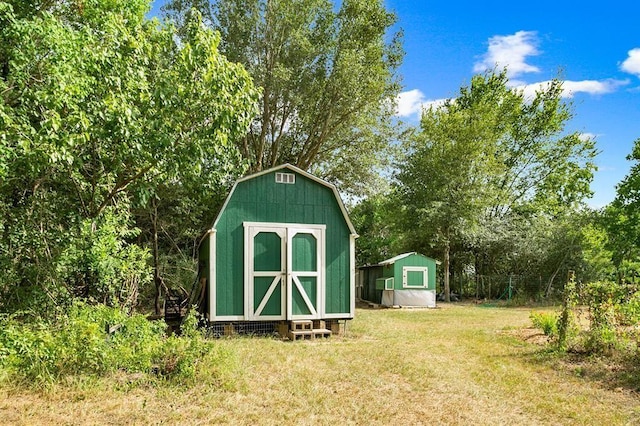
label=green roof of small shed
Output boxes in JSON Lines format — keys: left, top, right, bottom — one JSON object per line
{"left": 378, "top": 252, "right": 440, "bottom": 266}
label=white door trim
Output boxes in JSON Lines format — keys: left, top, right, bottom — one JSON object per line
{"left": 244, "top": 222, "right": 325, "bottom": 321}
{"left": 287, "top": 226, "right": 325, "bottom": 320}
{"left": 244, "top": 224, "right": 287, "bottom": 320}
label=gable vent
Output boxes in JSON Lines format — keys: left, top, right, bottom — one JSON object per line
{"left": 275, "top": 172, "right": 295, "bottom": 184}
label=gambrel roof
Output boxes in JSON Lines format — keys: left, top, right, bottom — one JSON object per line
{"left": 211, "top": 163, "right": 357, "bottom": 235}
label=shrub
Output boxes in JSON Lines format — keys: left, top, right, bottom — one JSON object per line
{"left": 615, "top": 286, "right": 640, "bottom": 326}
{"left": 0, "top": 303, "right": 221, "bottom": 386}
{"left": 56, "top": 208, "right": 152, "bottom": 310}
{"left": 583, "top": 281, "right": 621, "bottom": 354}
{"left": 0, "top": 315, "right": 61, "bottom": 383}
{"left": 557, "top": 272, "right": 579, "bottom": 350}
{"left": 530, "top": 311, "right": 558, "bottom": 337}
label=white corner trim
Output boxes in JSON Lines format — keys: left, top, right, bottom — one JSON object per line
{"left": 349, "top": 233, "right": 357, "bottom": 318}
{"left": 208, "top": 230, "right": 217, "bottom": 321}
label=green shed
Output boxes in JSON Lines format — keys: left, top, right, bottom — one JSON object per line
{"left": 199, "top": 164, "right": 357, "bottom": 326}
{"left": 358, "top": 252, "right": 438, "bottom": 308}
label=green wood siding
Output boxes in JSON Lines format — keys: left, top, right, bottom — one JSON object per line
{"left": 254, "top": 232, "right": 281, "bottom": 271}
{"left": 292, "top": 233, "right": 316, "bottom": 271}
{"left": 360, "top": 253, "right": 438, "bottom": 304}
{"left": 392, "top": 254, "right": 437, "bottom": 291}
{"left": 406, "top": 270, "right": 425, "bottom": 286}
{"left": 254, "top": 276, "right": 281, "bottom": 315}
{"left": 293, "top": 277, "right": 316, "bottom": 315}
{"left": 214, "top": 169, "right": 351, "bottom": 317}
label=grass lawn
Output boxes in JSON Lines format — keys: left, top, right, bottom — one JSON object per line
{"left": 1, "top": 304, "right": 639, "bottom": 425}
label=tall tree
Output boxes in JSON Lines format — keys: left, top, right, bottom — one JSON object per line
{"left": 603, "top": 138, "right": 640, "bottom": 281}
{"left": 613, "top": 138, "right": 640, "bottom": 210}
{"left": 163, "top": 0, "right": 403, "bottom": 196}
{"left": 350, "top": 193, "right": 398, "bottom": 265}
{"left": 396, "top": 89, "right": 503, "bottom": 301}
{"left": 396, "top": 70, "right": 597, "bottom": 301}
{"left": 0, "top": 0, "right": 258, "bottom": 313}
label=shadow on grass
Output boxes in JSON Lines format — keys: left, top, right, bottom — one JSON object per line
{"left": 520, "top": 342, "right": 640, "bottom": 393}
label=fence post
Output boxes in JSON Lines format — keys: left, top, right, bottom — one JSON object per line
{"left": 557, "top": 270, "right": 577, "bottom": 350}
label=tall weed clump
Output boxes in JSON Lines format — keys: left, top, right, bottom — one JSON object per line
{"left": 529, "top": 311, "right": 558, "bottom": 338}
{"left": 554, "top": 271, "right": 579, "bottom": 350}
{"left": 582, "top": 281, "right": 640, "bottom": 354}
{"left": 0, "top": 303, "right": 227, "bottom": 387}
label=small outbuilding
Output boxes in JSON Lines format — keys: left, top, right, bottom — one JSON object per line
{"left": 198, "top": 164, "right": 357, "bottom": 330}
{"left": 358, "top": 252, "right": 438, "bottom": 308}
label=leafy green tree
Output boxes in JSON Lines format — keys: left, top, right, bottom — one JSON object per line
{"left": 163, "top": 0, "right": 403, "bottom": 196}
{"left": 349, "top": 194, "right": 399, "bottom": 265}
{"left": 578, "top": 219, "right": 615, "bottom": 282}
{"left": 0, "top": 1, "right": 258, "bottom": 314}
{"left": 614, "top": 138, "right": 640, "bottom": 208}
{"left": 396, "top": 70, "right": 597, "bottom": 301}
{"left": 602, "top": 138, "right": 640, "bottom": 282}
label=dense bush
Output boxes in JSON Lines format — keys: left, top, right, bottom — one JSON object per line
{"left": 0, "top": 0, "right": 257, "bottom": 317}
{"left": 0, "top": 303, "right": 220, "bottom": 386}
{"left": 56, "top": 208, "right": 152, "bottom": 310}
{"left": 580, "top": 281, "right": 640, "bottom": 354}
{"left": 528, "top": 280, "right": 640, "bottom": 359}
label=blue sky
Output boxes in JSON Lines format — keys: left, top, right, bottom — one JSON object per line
{"left": 386, "top": 1, "right": 640, "bottom": 207}
{"left": 149, "top": 1, "right": 640, "bottom": 207}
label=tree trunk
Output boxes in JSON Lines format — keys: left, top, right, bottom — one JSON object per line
{"left": 151, "top": 198, "right": 165, "bottom": 316}
{"left": 444, "top": 238, "right": 451, "bottom": 303}
{"left": 474, "top": 251, "right": 480, "bottom": 300}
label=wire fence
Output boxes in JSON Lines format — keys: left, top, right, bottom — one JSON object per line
{"left": 444, "top": 273, "right": 562, "bottom": 301}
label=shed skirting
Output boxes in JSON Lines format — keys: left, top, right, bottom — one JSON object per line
{"left": 381, "top": 289, "right": 436, "bottom": 308}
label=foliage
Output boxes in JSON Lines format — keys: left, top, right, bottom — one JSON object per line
{"left": 163, "top": 0, "right": 403, "bottom": 197}
{"left": 600, "top": 139, "right": 640, "bottom": 282}
{"left": 529, "top": 311, "right": 558, "bottom": 338}
{"left": 616, "top": 287, "right": 640, "bottom": 325}
{"left": 0, "top": 303, "right": 217, "bottom": 386}
{"left": 349, "top": 193, "right": 399, "bottom": 265}
{"left": 583, "top": 281, "right": 621, "bottom": 352}
{"left": 577, "top": 220, "right": 616, "bottom": 282}
{"left": 579, "top": 281, "right": 640, "bottom": 354}
{"left": 556, "top": 272, "right": 578, "bottom": 350}
{"left": 614, "top": 138, "right": 640, "bottom": 211}
{"left": 394, "top": 70, "right": 597, "bottom": 301}
{"left": 56, "top": 207, "right": 151, "bottom": 309}
{"left": 0, "top": 0, "right": 258, "bottom": 314}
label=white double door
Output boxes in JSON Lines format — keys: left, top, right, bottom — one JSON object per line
{"left": 244, "top": 222, "right": 325, "bottom": 321}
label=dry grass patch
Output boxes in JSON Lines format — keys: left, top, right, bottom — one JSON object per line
{"left": 1, "top": 304, "right": 639, "bottom": 425}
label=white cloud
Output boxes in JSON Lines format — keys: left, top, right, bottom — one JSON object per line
{"left": 422, "top": 98, "right": 449, "bottom": 111}
{"left": 562, "top": 79, "right": 628, "bottom": 97}
{"left": 474, "top": 31, "right": 540, "bottom": 78}
{"left": 578, "top": 132, "right": 597, "bottom": 142}
{"left": 516, "top": 79, "right": 628, "bottom": 99}
{"left": 396, "top": 89, "right": 426, "bottom": 117}
{"left": 621, "top": 48, "right": 640, "bottom": 77}
{"left": 396, "top": 90, "right": 449, "bottom": 117}
{"left": 397, "top": 77, "right": 625, "bottom": 120}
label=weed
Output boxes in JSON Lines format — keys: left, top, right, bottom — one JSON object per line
{"left": 0, "top": 303, "right": 227, "bottom": 387}
{"left": 529, "top": 311, "right": 558, "bottom": 338}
